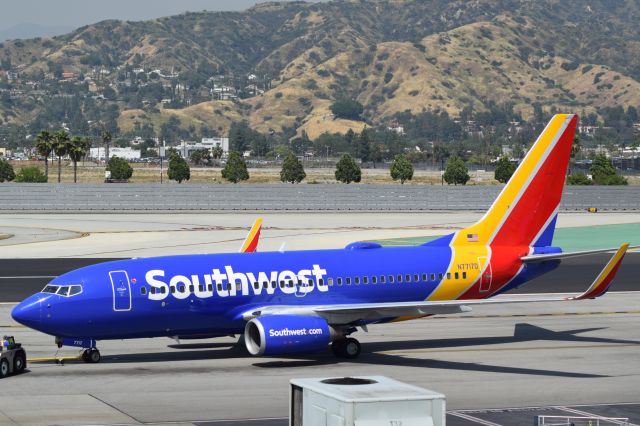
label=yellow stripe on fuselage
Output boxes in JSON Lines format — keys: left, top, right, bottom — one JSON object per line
{"left": 427, "top": 115, "right": 570, "bottom": 301}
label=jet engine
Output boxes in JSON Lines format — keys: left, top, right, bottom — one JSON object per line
{"left": 244, "top": 315, "right": 333, "bottom": 356}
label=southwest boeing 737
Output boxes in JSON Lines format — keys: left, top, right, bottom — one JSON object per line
{"left": 11, "top": 114, "right": 634, "bottom": 363}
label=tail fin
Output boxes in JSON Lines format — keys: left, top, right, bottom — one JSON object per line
{"left": 459, "top": 114, "right": 577, "bottom": 248}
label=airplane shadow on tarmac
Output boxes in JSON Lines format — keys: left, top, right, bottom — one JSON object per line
{"left": 96, "top": 323, "right": 640, "bottom": 378}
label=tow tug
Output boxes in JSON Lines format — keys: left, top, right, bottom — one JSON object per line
{"left": 0, "top": 336, "right": 27, "bottom": 378}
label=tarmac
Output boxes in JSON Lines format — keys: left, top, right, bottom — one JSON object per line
{"left": 0, "top": 295, "right": 638, "bottom": 425}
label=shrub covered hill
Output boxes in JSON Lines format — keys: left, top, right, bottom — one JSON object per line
{"left": 1, "top": 0, "right": 639, "bottom": 138}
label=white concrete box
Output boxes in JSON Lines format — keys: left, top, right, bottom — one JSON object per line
{"left": 289, "top": 376, "right": 446, "bottom": 426}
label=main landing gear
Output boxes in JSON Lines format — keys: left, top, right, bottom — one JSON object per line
{"left": 81, "top": 348, "right": 101, "bottom": 363}
{"left": 331, "top": 337, "right": 361, "bottom": 359}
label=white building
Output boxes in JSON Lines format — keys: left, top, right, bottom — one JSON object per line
{"left": 90, "top": 147, "right": 141, "bottom": 161}
{"left": 176, "top": 138, "right": 229, "bottom": 158}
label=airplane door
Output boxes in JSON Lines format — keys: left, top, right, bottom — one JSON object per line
{"left": 109, "top": 270, "right": 132, "bottom": 311}
{"left": 478, "top": 257, "right": 493, "bottom": 293}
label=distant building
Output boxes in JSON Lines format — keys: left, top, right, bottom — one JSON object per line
{"left": 175, "top": 138, "right": 229, "bottom": 158}
{"left": 90, "top": 147, "right": 141, "bottom": 161}
{"left": 387, "top": 119, "right": 405, "bottom": 135}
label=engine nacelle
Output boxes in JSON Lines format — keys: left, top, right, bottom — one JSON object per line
{"left": 244, "top": 315, "right": 332, "bottom": 356}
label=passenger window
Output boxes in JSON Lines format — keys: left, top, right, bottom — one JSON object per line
{"left": 328, "top": 278, "right": 334, "bottom": 286}
{"left": 422, "top": 274, "right": 427, "bottom": 281}
{"left": 372, "top": 276, "right": 377, "bottom": 284}
{"left": 397, "top": 275, "right": 403, "bottom": 283}
{"left": 405, "top": 275, "right": 411, "bottom": 283}
{"left": 170, "top": 287, "right": 176, "bottom": 294}
{"left": 388, "top": 275, "right": 394, "bottom": 283}
{"left": 380, "top": 275, "right": 386, "bottom": 284}
{"left": 354, "top": 277, "right": 360, "bottom": 285}
{"left": 447, "top": 273, "right": 451, "bottom": 280}
{"left": 253, "top": 282, "right": 259, "bottom": 290}
{"left": 140, "top": 287, "right": 147, "bottom": 295}
{"left": 279, "top": 280, "right": 285, "bottom": 288}
{"left": 413, "top": 274, "right": 419, "bottom": 282}
{"left": 346, "top": 277, "right": 351, "bottom": 285}
{"left": 288, "top": 280, "right": 294, "bottom": 288}
{"left": 455, "top": 272, "right": 459, "bottom": 280}
{"left": 363, "top": 276, "right": 369, "bottom": 284}
{"left": 318, "top": 278, "right": 324, "bottom": 286}
{"left": 438, "top": 273, "right": 443, "bottom": 279}
{"left": 161, "top": 287, "right": 166, "bottom": 294}
{"left": 208, "top": 284, "right": 213, "bottom": 291}
{"left": 226, "top": 283, "right": 232, "bottom": 291}
{"left": 263, "top": 282, "right": 268, "bottom": 289}
{"left": 463, "top": 272, "right": 467, "bottom": 279}
{"left": 150, "top": 287, "right": 156, "bottom": 294}
{"left": 189, "top": 285, "right": 194, "bottom": 292}
{"left": 308, "top": 279, "right": 314, "bottom": 286}
{"left": 217, "top": 283, "right": 223, "bottom": 291}
{"left": 337, "top": 278, "right": 343, "bottom": 286}
{"left": 271, "top": 281, "right": 276, "bottom": 288}
{"left": 430, "top": 273, "right": 436, "bottom": 281}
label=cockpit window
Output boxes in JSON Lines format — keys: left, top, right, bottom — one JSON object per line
{"left": 42, "top": 284, "right": 83, "bottom": 297}
{"left": 68, "top": 285, "right": 83, "bottom": 296}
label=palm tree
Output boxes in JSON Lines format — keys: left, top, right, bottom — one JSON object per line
{"left": 101, "top": 129, "right": 112, "bottom": 162}
{"left": 52, "top": 130, "right": 71, "bottom": 183}
{"left": 69, "top": 136, "right": 92, "bottom": 183}
{"left": 34, "top": 130, "right": 53, "bottom": 180}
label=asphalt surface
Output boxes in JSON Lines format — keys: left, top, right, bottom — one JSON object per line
{"left": 2, "top": 295, "right": 639, "bottom": 425}
{"left": 0, "top": 254, "right": 637, "bottom": 302}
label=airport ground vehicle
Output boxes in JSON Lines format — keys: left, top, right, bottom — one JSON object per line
{"left": 0, "top": 336, "right": 27, "bottom": 377}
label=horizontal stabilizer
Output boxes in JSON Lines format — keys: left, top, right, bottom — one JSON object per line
{"left": 521, "top": 245, "right": 638, "bottom": 263}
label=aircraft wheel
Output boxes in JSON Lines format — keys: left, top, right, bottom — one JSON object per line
{"left": 88, "top": 349, "right": 101, "bottom": 363}
{"left": 0, "top": 359, "right": 9, "bottom": 378}
{"left": 13, "top": 351, "right": 26, "bottom": 373}
{"left": 343, "top": 338, "right": 361, "bottom": 359}
{"left": 331, "top": 338, "right": 361, "bottom": 359}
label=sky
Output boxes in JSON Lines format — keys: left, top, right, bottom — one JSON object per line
{"left": 0, "top": 0, "right": 311, "bottom": 32}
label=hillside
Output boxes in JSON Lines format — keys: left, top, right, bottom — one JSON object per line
{"left": 1, "top": 0, "right": 639, "bottom": 138}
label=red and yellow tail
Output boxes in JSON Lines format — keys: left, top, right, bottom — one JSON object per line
{"left": 464, "top": 113, "right": 578, "bottom": 248}
{"left": 428, "top": 114, "right": 578, "bottom": 301}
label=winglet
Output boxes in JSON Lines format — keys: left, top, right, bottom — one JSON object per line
{"left": 569, "top": 243, "right": 629, "bottom": 300}
{"left": 239, "top": 218, "right": 263, "bottom": 253}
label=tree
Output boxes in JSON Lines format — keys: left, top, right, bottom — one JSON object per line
{"left": 390, "top": 154, "right": 413, "bottom": 184}
{"left": 69, "top": 136, "right": 92, "bottom": 183}
{"left": 52, "top": 129, "right": 71, "bottom": 183}
{"left": 15, "top": 167, "right": 47, "bottom": 183}
{"left": 0, "top": 159, "right": 15, "bottom": 182}
{"left": 101, "top": 129, "right": 112, "bottom": 162}
{"left": 356, "top": 128, "right": 371, "bottom": 162}
{"left": 211, "top": 146, "right": 224, "bottom": 159}
{"left": 444, "top": 156, "right": 470, "bottom": 185}
{"left": 221, "top": 151, "right": 249, "bottom": 183}
{"left": 189, "top": 149, "right": 211, "bottom": 166}
{"left": 280, "top": 153, "right": 306, "bottom": 184}
{"left": 494, "top": 156, "right": 516, "bottom": 183}
{"left": 168, "top": 152, "right": 191, "bottom": 183}
{"left": 567, "top": 173, "right": 592, "bottom": 185}
{"left": 34, "top": 130, "right": 54, "bottom": 180}
{"left": 107, "top": 156, "right": 133, "bottom": 181}
{"left": 335, "top": 154, "right": 361, "bottom": 184}
{"left": 330, "top": 99, "right": 364, "bottom": 121}
{"left": 571, "top": 134, "right": 581, "bottom": 158}
{"left": 590, "top": 154, "right": 627, "bottom": 185}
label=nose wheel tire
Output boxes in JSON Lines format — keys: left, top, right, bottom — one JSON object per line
{"left": 82, "top": 349, "right": 101, "bottom": 363}
{"left": 331, "top": 337, "right": 361, "bottom": 359}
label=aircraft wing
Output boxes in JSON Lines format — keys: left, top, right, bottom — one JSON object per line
{"left": 243, "top": 244, "right": 630, "bottom": 324}
{"left": 239, "top": 218, "right": 262, "bottom": 253}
